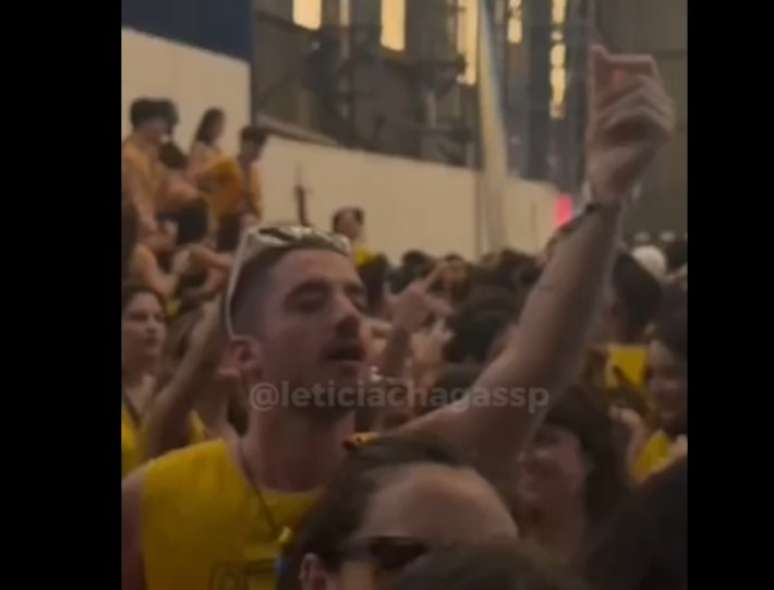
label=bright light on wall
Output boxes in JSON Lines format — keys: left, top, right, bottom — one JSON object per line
{"left": 293, "top": 0, "right": 322, "bottom": 30}
{"left": 381, "top": 0, "right": 406, "bottom": 51}
{"left": 508, "top": 0, "right": 522, "bottom": 44}
{"left": 458, "top": 0, "right": 479, "bottom": 85}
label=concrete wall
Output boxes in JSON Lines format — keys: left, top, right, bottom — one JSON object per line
{"left": 121, "top": 28, "right": 251, "bottom": 154}
{"left": 259, "top": 135, "right": 557, "bottom": 260}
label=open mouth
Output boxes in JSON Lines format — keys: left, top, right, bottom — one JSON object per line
{"left": 323, "top": 342, "right": 366, "bottom": 363}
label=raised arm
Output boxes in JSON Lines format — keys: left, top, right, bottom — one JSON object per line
{"left": 406, "top": 47, "right": 675, "bottom": 469}
{"left": 142, "top": 302, "right": 223, "bottom": 459}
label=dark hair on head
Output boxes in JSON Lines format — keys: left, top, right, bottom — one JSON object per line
{"left": 240, "top": 125, "right": 268, "bottom": 146}
{"left": 444, "top": 253, "right": 465, "bottom": 263}
{"left": 387, "top": 250, "right": 434, "bottom": 294}
{"left": 121, "top": 282, "right": 166, "bottom": 317}
{"left": 612, "top": 252, "right": 663, "bottom": 340}
{"left": 194, "top": 108, "right": 225, "bottom": 145}
{"left": 230, "top": 239, "right": 349, "bottom": 334}
{"left": 652, "top": 289, "right": 687, "bottom": 361}
{"left": 394, "top": 540, "right": 589, "bottom": 590}
{"left": 541, "top": 387, "right": 630, "bottom": 528}
{"left": 444, "top": 286, "right": 524, "bottom": 363}
{"left": 584, "top": 459, "right": 686, "bottom": 590}
{"left": 332, "top": 207, "right": 365, "bottom": 233}
{"left": 277, "top": 433, "right": 466, "bottom": 590}
{"left": 357, "top": 253, "right": 390, "bottom": 315}
{"left": 129, "top": 98, "right": 164, "bottom": 128}
{"left": 157, "top": 99, "right": 179, "bottom": 133}
{"left": 122, "top": 202, "right": 138, "bottom": 279}
{"left": 159, "top": 141, "right": 188, "bottom": 170}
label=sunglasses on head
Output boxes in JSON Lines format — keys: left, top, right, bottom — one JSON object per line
{"left": 223, "top": 224, "right": 352, "bottom": 339}
{"left": 336, "top": 536, "right": 428, "bottom": 572}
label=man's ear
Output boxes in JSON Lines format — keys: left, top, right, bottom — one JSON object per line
{"left": 299, "top": 554, "right": 336, "bottom": 590}
{"left": 226, "top": 335, "right": 263, "bottom": 380}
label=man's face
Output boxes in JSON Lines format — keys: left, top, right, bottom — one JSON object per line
{"left": 247, "top": 250, "right": 374, "bottom": 409}
{"left": 142, "top": 116, "right": 168, "bottom": 146}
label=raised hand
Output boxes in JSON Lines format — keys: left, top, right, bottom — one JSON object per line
{"left": 387, "top": 263, "right": 453, "bottom": 335}
{"left": 586, "top": 45, "right": 676, "bottom": 205}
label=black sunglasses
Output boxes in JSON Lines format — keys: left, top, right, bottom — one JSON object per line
{"left": 337, "top": 536, "right": 428, "bottom": 572}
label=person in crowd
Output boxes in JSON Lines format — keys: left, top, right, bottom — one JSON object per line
{"left": 612, "top": 289, "right": 687, "bottom": 483}
{"left": 189, "top": 107, "right": 225, "bottom": 175}
{"left": 122, "top": 98, "right": 169, "bottom": 236}
{"left": 393, "top": 541, "right": 587, "bottom": 590}
{"left": 511, "top": 388, "right": 630, "bottom": 564}
{"left": 158, "top": 98, "right": 179, "bottom": 138}
{"left": 333, "top": 207, "right": 373, "bottom": 267}
{"left": 583, "top": 251, "right": 663, "bottom": 412}
{"left": 438, "top": 253, "right": 470, "bottom": 305}
{"left": 197, "top": 125, "right": 267, "bottom": 252}
{"left": 583, "top": 459, "right": 686, "bottom": 590}
{"left": 357, "top": 253, "right": 391, "bottom": 319}
{"left": 121, "top": 284, "right": 222, "bottom": 477}
{"left": 122, "top": 201, "right": 190, "bottom": 300}
{"left": 279, "top": 433, "right": 518, "bottom": 590}
{"left": 122, "top": 46, "right": 675, "bottom": 590}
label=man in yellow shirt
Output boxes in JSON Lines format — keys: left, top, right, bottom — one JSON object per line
{"left": 197, "top": 125, "right": 266, "bottom": 252}
{"left": 122, "top": 47, "right": 675, "bottom": 590}
{"left": 122, "top": 98, "right": 169, "bottom": 236}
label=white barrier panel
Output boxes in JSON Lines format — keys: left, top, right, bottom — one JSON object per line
{"left": 259, "top": 136, "right": 558, "bottom": 260}
{"left": 121, "top": 28, "right": 250, "bottom": 154}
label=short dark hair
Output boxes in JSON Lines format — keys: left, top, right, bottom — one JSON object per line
{"left": 542, "top": 387, "right": 630, "bottom": 528}
{"left": 230, "top": 240, "right": 349, "bottom": 334}
{"left": 240, "top": 125, "right": 268, "bottom": 146}
{"left": 129, "top": 98, "right": 165, "bottom": 128}
{"left": 612, "top": 253, "right": 663, "bottom": 340}
{"left": 194, "top": 108, "right": 225, "bottom": 145}
{"left": 395, "top": 540, "right": 588, "bottom": 590}
{"left": 584, "top": 459, "right": 686, "bottom": 590}
{"left": 278, "top": 433, "right": 466, "bottom": 590}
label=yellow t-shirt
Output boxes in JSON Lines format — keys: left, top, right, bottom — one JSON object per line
{"left": 141, "top": 439, "right": 319, "bottom": 590}
{"left": 199, "top": 156, "right": 262, "bottom": 220}
{"left": 632, "top": 430, "right": 673, "bottom": 484}
{"left": 121, "top": 404, "right": 207, "bottom": 479}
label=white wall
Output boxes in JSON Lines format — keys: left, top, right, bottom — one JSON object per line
{"left": 121, "top": 28, "right": 251, "bottom": 154}
{"left": 259, "top": 136, "right": 558, "bottom": 260}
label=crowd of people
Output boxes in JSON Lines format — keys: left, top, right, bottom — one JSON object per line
{"left": 121, "top": 45, "right": 686, "bottom": 590}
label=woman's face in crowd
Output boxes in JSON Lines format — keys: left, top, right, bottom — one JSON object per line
{"left": 514, "top": 424, "right": 589, "bottom": 512}
{"left": 647, "top": 339, "right": 687, "bottom": 434}
{"left": 301, "top": 463, "right": 517, "bottom": 590}
{"left": 122, "top": 293, "right": 166, "bottom": 366}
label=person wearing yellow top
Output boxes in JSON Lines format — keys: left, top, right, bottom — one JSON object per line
{"left": 123, "top": 53, "right": 676, "bottom": 590}
{"left": 188, "top": 108, "right": 225, "bottom": 177}
{"left": 610, "top": 290, "right": 687, "bottom": 483}
{"left": 196, "top": 125, "right": 266, "bottom": 252}
{"left": 121, "top": 284, "right": 212, "bottom": 478}
{"left": 122, "top": 99, "right": 169, "bottom": 236}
